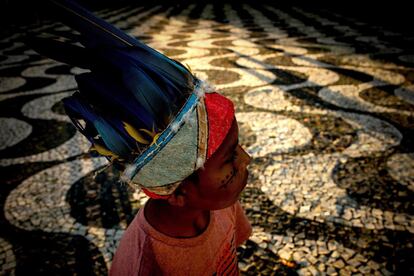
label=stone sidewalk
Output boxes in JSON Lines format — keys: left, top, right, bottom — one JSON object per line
{"left": 1, "top": 3, "right": 413, "bottom": 275}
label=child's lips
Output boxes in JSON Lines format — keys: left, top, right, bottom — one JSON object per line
{"left": 241, "top": 169, "right": 249, "bottom": 189}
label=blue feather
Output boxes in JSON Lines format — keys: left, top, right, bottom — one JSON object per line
{"left": 99, "top": 50, "right": 172, "bottom": 121}
{"left": 50, "top": 0, "right": 194, "bottom": 92}
{"left": 120, "top": 48, "right": 193, "bottom": 91}
{"left": 75, "top": 73, "right": 155, "bottom": 130}
{"left": 49, "top": 0, "right": 138, "bottom": 48}
{"left": 99, "top": 115, "right": 139, "bottom": 149}
{"left": 63, "top": 95, "right": 132, "bottom": 157}
{"left": 63, "top": 95, "right": 99, "bottom": 124}
{"left": 112, "top": 48, "right": 194, "bottom": 96}
{"left": 123, "top": 66, "right": 171, "bottom": 117}
{"left": 28, "top": 0, "right": 200, "bottom": 162}
{"left": 116, "top": 48, "right": 192, "bottom": 101}
{"left": 24, "top": 36, "right": 95, "bottom": 69}
{"left": 94, "top": 119, "right": 132, "bottom": 157}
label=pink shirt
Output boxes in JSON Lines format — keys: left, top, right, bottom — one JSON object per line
{"left": 110, "top": 201, "right": 252, "bottom": 275}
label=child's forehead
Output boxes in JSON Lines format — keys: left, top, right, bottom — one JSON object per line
{"left": 204, "top": 93, "right": 235, "bottom": 159}
{"left": 209, "top": 119, "right": 239, "bottom": 160}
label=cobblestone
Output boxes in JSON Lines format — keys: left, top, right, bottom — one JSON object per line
{"left": 1, "top": 2, "right": 413, "bottom": 275}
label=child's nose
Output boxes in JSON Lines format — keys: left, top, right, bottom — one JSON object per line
{"left": 237, "top": 145, "right": 251, "bottom": 167}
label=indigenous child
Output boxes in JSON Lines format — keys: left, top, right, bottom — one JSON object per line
{"left": 110, "top": 116, "right": 252, "bottom": 275}
{"left": 28, "top": 0, "right": 252, "bottom": 274}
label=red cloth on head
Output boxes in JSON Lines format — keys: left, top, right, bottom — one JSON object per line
{"left": 204, "top": 93, "right": 235, "bottom": 159}
{"left": 141, "top": 188, "right": 170, "bottom": 199}
{"left": 142, "top": 92, "right": 234, "bottom": 199}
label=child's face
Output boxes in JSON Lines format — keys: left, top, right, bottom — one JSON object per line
{"left": 182, "top": 118, "right": 251, "bottom": 210}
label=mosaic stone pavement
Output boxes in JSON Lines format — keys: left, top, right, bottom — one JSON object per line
{"left": 1, "top": 3, "right": 414, "bottom": 275}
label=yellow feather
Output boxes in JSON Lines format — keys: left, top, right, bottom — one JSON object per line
{"left": 123, "top": 122, "right": 150, "bottom": 144}
{"left": 90, "top": 143, "right": 119, "bottom": 159}
{"left": 185, "top": 63, "right": 192, "bottom": 73}
{"left": 150, "top": 133, "right": 162, "bottom": 146}
{"left": 139, "top": 128, "right": 157, "bottom": 138}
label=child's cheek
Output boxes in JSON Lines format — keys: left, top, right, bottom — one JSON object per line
{"left": 221, "top": 171, "right": 233, "bottom": 184}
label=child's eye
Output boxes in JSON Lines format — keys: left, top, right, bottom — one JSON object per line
{"left": 220, "top": 167, "right": 238, "bottom": 189}
{"left": 226, "top": 151, "right": 238, "bottom": 163}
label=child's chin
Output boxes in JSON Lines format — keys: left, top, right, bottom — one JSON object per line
{"left": 240, "top": 170, "right": 249, "bottom": 190}
{"left": 234, "top": 172, "right": 249, "bottom": 201}
{"left": 211, "top": 203, "right": 232, "bottom": 210}
{"left": 213, "top": 198, "right": 240, "bottom": 210}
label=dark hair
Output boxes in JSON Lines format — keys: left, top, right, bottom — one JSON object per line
{"left": 187, "top": 170, "right": 199, "bottom": 185}
{"left": 173, "top": 170, "right": 199, "bottom": 196}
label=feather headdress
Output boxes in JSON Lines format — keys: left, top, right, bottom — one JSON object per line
{"left": 26, "top": 0, "right": 235, "bottom": 198}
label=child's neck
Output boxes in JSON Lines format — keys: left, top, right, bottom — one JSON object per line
{"left": 144, "top": 198, "right": 210, "bottom": 238}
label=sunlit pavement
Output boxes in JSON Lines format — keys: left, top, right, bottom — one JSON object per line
{"left": 1, "top": 3, "right": 413, "bottom": 275}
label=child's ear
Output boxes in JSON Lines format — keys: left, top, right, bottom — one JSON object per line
{"left": 167, "top": 187, "right": 187, "bottom": 207}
